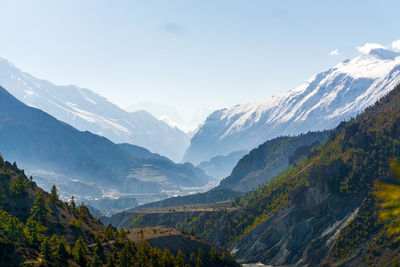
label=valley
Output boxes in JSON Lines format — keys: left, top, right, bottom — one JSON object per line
{"left": 1, "top": 3, "right": 400, "bottom": 265}
{"left": 105, "top": 84, "right": 400, "bottom": 266}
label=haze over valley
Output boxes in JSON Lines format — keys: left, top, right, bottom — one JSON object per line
{"left": 1, "top": 1, "right": 400, "bottom": 266}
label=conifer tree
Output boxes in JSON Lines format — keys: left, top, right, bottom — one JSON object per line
{"left": 91, "top": 251, "right": 102, "bottom": 267}
{"left": 40, "top": 237, "right": 51, "bottom": 259}
{"left": 175, "top": 249, "right": 185, "bottom": 267}
{"left": 9, "top": 173, "right": 28, "bottom": 196}
{"left": 94, "top": 235, "right": 104, "bottom": 260}
{"left": 106, "top": 250, "right": 117, "bottom": 267}
{"left": 1, "top": 162, "right": 6, "bottom": 173}
{"left": 24, "top": 216, "right": 46, "bottom": 246}
{"left": 161, "top": 247, "right": 174, "bottom": 267}
{"left": 69, "top": 196, "right": 76, "bottom": 210}
{"left": 30, "top": 191, "right": 49, "bottom": 223}
{"left": 72, "top": 236, "right": 88, "bottom": 266}
{"left": 118, "top": 246, "right": 133, "bottom": 267}
{"left": 55, "top": 238, "right": 69, "bottom": 260}
{"left": 49, "top": 185, "right": 59, "bottom": 205}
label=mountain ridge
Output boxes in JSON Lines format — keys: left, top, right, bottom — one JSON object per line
{"left": 111, "top": 83, "right": 400, "bottom": 266}
{"left": 0, "top": 58, "right": 189, "bottom": 162}
{"left": 0, "top": 85, "right": 213, "bottom": 212}
{"left": 184, "top": 48, "right": 400, "bottom": 164}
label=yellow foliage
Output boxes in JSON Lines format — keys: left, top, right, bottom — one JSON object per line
{"left": 374, "top": 159, "right": 400, "bottom": 239}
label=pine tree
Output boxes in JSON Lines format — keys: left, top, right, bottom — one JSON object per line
{"left": 72, "top": 236, "right": 88, "bottom": 266}
{"left": 190, "top": 252, "right": 196, "bottom": 264}
{"left": 9, "top": 173, "right": 28, "bottom": 196}
{"left": 1, "top": 162, "right": 6, "bottom": 173}
{"left": 118, "top": 246, "right": 133, "bottom": 267}
{"left": 69, "top": 196, "right": 76, "bottom": 210}
{"left": 30, "top": 191, "right": 49, "bottom": 223}
{"left": 91, "top": 251, "right": 102, "bottom": 267}
{"left": 55, "top": 238, "right": 69, "bottom": 260}
{"left": 24, "top": 216, "right": 46, "bottom": 246}
{"left": 106, "top": 250, "right": 117, "bottom": 267}
{"left": 40, "top": 237, "right": 51, "bottom": 259}
{"left": 49, "top": 185, "right": 59, "bottom": 205}
{"left": 94, "top": 236, "right": 104, "bottom": 260}
{"left": 175, "top": 249, "right": 185, "bottom": 267}
{"left": 161, "top": 247, "right": 174, "bottom": 267}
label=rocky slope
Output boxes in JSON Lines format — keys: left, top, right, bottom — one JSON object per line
{"left": 184, "top": 48, "right": 400, "bottom": 164}
{"left": 0, "top": 58, "right": 189, "bottom": 161}
{"left": 113, "top": 84, "right": 400, "bottom": 266}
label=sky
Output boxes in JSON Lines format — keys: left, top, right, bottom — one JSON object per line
{"left": 1, "top": 0, "right": 400, "bottom": 131}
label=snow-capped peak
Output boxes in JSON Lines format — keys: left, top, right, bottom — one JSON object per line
{"left": 184, "top": 48, "right": 400, "bottom": 164}
{"left": 0, "top": 57, "right": 190, "bottom": 162}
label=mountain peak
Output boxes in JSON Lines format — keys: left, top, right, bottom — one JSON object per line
{"left": 0, "top": 57, "right": 190, "bottom": 161}
{"left": 183, "top": 48, "right": 400, "bottom": 164}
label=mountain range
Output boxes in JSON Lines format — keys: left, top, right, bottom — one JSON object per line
{"left": 0, "top": 58, "right": 189, "bottom": 162}
{"left": 107, "top": 82, "right": 400, "bottom": 266}
{"left": 0, "top": 155, "right": 237, "bottom": 266}
{"left": 184, "top": 48, "right": 400, "bottom": 164}
{"left": 0, "top": 85, "right": 213, "bottom": 213}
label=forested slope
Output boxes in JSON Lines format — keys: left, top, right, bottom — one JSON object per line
{"left": 125, "top": 84, "right": 400, "bottom": 266}
{"left": 0, "top": 156, "right": 237, "bottom": 266}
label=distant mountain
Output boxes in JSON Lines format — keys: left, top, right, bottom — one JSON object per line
{"left": 108, "top": 131, "right": 327, "bottom": 218}
{"left": 127, "top": 102, "right": 213, "bottom": 133}
{"left": 197, "top": 150, "right": 248, "bottom": 180}
{"left": 0, "top": 85, "right": 213, "bottom": 211}
{"left": 184, "top": 48, "right": 400, "bottom": 164}
{"left": 0, "top": 156, "right": 238, "bottom": 266}
{"left": 112, "top": 83, "right": 400, "bottom": 266}
{"left": 0, "top": 58, "right": 189, "bottom": 162}
{"left": 216, "top": 131, "right": 330, "bottom": 192}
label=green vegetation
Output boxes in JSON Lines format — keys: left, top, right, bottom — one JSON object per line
{"left": 179, "top": 84, "right": 400, "bottom": 252}
{"left": 375, "top": 159, "right": 400, "bottom": 239}
{"left": 9, "top": 173, "right": 27, "bottom": 196}
{"left": 0, "top": 155, "right": 238, "bottom": 266}
{"left": 127, "top": 85, "right": 400, "bottom": 266}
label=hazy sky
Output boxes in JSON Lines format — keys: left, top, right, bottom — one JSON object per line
{"left": 1, "top": 0, "right": 400, "bottom": 131}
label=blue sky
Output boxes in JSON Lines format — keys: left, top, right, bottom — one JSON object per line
{"left": 1, "top": 0, "right": 400, "bottom": 130}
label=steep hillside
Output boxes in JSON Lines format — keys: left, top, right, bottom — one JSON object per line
{"left": 184, "top": 48, "right": 400, "bottom": 164}
{"left": 0, "top": 156, "right": 238, "bottom": 266}
{"left": 217, "top": 131, "right": 329, "bottom": 192}
{"left": 118, "top": 84, "right": 400, "bottom": 266}
{"left": 0, "top": 58, "right": 189, "bottom": 161}
{"left": 0, "top": 85, "right": 212, "bottom": 211}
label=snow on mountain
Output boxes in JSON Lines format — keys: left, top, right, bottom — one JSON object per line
{"left": 0, "top": 58, "right": 190, "bottom": 162}
{"left": 183, "top": 48, "right": 400, "bottom": 164}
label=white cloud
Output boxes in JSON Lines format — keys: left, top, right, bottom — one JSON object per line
{"left": 392, "top": 39, "right": 400, "bottom": 51}
{"left": 356, "top": 43, "right": 385, "bottom": 54}
{"left": 329, "top": 49, "right": 339, "bottom": 56}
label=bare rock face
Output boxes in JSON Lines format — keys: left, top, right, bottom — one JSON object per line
{"left": 231, "top": 164, "right": 365, "bottom": 266}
